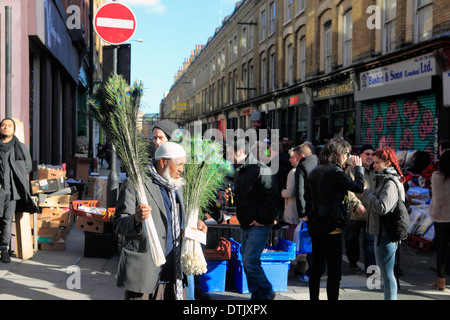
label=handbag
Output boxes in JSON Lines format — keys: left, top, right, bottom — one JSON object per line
{"left": 294, "top": 220, "right": 312, "bottom": 254}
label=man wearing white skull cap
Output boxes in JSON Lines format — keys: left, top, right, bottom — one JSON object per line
{"left": 115, "top": 141, "right": 206, "bottom": 300}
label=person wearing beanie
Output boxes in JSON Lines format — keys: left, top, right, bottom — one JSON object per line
{"left": 0, "top": 118, "right": 39, "bottom": 263}
{"left": 345, "top": 144, "right": 376, "bottom": 275}
{"left": 152, "top": 120, "right": 179, "bottom": 148}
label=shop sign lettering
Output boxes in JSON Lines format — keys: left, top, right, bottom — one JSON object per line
{"left": 360, "top": 53, "right": 437, "bottom": 90}
{"left": 314, "top": 81, "right": 354, "bottom": 100}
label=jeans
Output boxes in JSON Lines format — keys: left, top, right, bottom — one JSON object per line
{"left": 241, "top": 226, "right": 274, "bottom": 300}
{"left": 309, "top": 233, "right": 342, "bottom": 300}
{"left": 374, "top": 235, "right": 398, "bottom": 300}
{"left": 345, "top": 220, "right": 376, "bottom": 271}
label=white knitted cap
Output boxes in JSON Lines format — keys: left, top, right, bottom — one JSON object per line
{"left": 155, "top": 142, "right": 186, "bottom": 160}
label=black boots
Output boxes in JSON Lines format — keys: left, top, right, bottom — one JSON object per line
{"left": 1, "top": 249, "right": 11, "bottom": 263}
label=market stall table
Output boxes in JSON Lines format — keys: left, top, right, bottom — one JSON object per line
{"left": 204, "top": 210, "right": 241, "bottom": 249}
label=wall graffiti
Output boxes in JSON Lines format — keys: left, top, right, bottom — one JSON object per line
{"left": 362, "top": 95, "right": 436, "bottom": 152}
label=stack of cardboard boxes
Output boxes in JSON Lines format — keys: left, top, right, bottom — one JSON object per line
{"left": 33, "top": 166, "right": 78, "bottom": 251}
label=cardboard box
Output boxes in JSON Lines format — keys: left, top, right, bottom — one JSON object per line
{"left": 38, "top": 167, "right": 66, "bottom": 180}
{"left": 76, "top": 216, "right": 106, "bottom": 233}
{"left": 67, "top": 157, "right": 91, "bottom": 182}
{"left": 40, "top": 238, "right": 66, "bottom": 251}
{"left": 94, "top": 176, "right": 108, "bottom": 207}
{"left": 37, "top": 219, "right": 60, "bottom": 229}
{"left": 60, "top": 223, "right": 73, "bottom": 240}
{"left": 86, "top": 176, "right": 98, "bottom": 198}
{"left": 31, "top": 177, "right": 66, "bottom": 195}
{"left": 39, "top": 194, "right": 78, "bottom": 207}
{"left": 37, "top": 227, "right": 61, "bottom": 244}
{"left": 40, "top": 207, "right": 71, "bottom": 227}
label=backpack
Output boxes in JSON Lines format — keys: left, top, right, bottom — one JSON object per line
{"left": 378, "top": 178, "right": 410, "bottom": 244}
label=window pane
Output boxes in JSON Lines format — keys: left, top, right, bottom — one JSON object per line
{"left": 418, "top": 4, "right": 433, "bottom": 41}
{"left": 385, "top": 0, "right": 397, "bottom": 21}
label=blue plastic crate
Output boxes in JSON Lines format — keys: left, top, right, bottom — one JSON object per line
{"left": 199, "top": 260, "right": 228, "bottom": 293}
{"left": 229, "top": 259, "right": 290, "bottom": 293}
{"left": 230, "top": 238, "right": 296, "bottom": 261}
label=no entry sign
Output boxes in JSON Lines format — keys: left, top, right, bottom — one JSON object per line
{"left": 93, "top": 2, "right": 137, "bottom": 45}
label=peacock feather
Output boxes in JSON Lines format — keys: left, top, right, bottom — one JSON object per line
{"left": 88, "top": 75, "right": 149, "bottom": 185}
{"left": 88, "top": 74, "right": 166, "bottom": 266}
{"left": 181, "top": 134, "right": 233, "bottom": 221}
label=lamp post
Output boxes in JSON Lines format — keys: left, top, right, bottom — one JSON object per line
{"left": 107, "top": 38, "right": 144, "bottom": 207}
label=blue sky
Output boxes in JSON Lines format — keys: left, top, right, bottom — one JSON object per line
{"left": 106, "top": 0, "right": 239, "bottom": 115}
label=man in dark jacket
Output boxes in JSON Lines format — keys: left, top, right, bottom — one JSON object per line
{"left": 293, "top": 141, "right": 318, "bottom": 280}
{"left": 227, "top": 139, "right": 279, "bottom": 300}
{"left": 0, "top": 118, "right": 38, "bottom": 263}
{"left": 294, "top": 141, "right": 319, "bottom": 219}
{"left": 305, "top": 137, "right": 364, "bottom": 300}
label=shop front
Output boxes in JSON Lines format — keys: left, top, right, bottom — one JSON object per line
{"left": 311, "top": 77, "right": 356, "bottom": 145}
{"left": 239, "top": 107, "right": 254, "bottom": 131}
{"left": 355, "top": 52, "right": 439, "bottom": 153}
{"left": 276, "top": 93, "right": 308, "bottom": 145}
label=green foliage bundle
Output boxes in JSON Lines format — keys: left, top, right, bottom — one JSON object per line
{"left": 181, "top": 135, "right": 233, "bottom": 220}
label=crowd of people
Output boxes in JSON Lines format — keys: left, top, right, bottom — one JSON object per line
{"left": 1, "top": 116, "right": 448, "bottom": 301}
{"left": 110, "top": 120, "right": 450, "bottom": 301}
{"left": 278, "top": 137, "right": 450, "bottom": 300}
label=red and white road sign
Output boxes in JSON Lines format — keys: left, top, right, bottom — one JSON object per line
{"left": 93, "top": 2, "right": 137, "bottom": 45}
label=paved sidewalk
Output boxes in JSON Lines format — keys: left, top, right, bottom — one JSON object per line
{"left": 0, "top": 163, "right": 449, "bottom": 300}
{"left": 1, "top": 223, "right": 449, "bottom": 300}
{"left": 0, "top": 226, "right": 123, "bottom": 300}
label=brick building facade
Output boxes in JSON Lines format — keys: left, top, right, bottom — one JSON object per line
{"left": 161, "top": 0, "right": 450, "bottom": 153}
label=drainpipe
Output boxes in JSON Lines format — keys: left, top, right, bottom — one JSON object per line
{"left": 5, "top": 6, "right": 12, "bottom": 118}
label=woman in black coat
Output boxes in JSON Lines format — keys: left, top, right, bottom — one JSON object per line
{"left": 305, "top": 137, "right": 364, "bottom": 300}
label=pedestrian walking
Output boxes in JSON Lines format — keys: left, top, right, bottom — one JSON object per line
{"left": 305, "top": 137, "right": 364, "bottom": 300}
{"left": 0, "top": 118, "right": 39, "bottom": 263}
{"left": 227, "top": 138, "right": 279, "bottom": 300}
{"left": 345, "top": 144, "right": 376, "bottom": 274}
{"left": 281, "top": 147, "right": 301, "bottom": 241}
{"left": 114, "top": 142, "right": 206, "bottom": 300}
{"left": 293, "top": 142, "right": 318, "bottom": 281}
{"left": 360, "top": 147, "right": 405, "bottom": 300}
{"left": 429, "top": 150, "right": 450, "bottom": 291}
